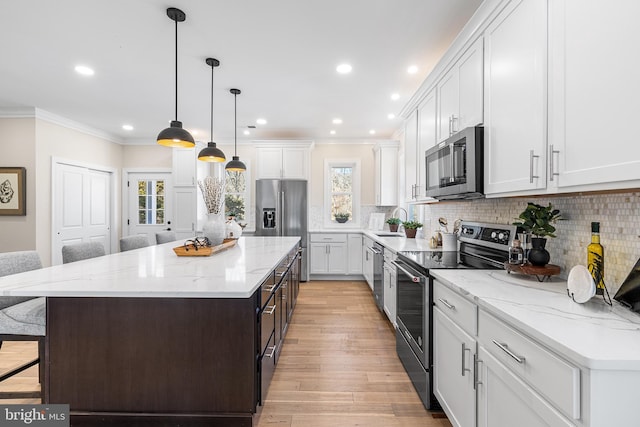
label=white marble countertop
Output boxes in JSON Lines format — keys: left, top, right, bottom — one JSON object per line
{"left": 0, "top": 236, "right": 300, "bottom": 299}
{"left": 431, "top": 269, "right": 640, "bottom": 370}
{"left": 309, "top": 228, "right": 436, "bottom": 253}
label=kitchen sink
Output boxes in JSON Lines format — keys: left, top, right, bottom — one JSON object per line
{"left": 374, "top": 231, "right": 404, "bottom": 237}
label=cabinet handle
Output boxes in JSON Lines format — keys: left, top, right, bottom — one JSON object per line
{"left": 492, "top": 340, "right": 526, "bottom": 364}
{"left": 549, "top": 144, "right": 560, "bottom": 182}
{"left": 451, "top": 114, "right": 457, "bottom": 134}
{"left": 474, "top": 353, "right": 483, "bottom": 390}
{"left": 264, "top": 304, "right": 276, "bottom": 315}
{"left": 448, "top": 115, "right": 452, "bottom": 136}
{"left": 264, "top": 346, "right": 276, "bottom": 358}
{"left": 529, "top": 150, "right": 540, "bottom": 183}
{"left": 438, "top": 298, "right": 455, "bottom": 310}
{"left": 461, "top": 342, "right": 471, "bottom": 376}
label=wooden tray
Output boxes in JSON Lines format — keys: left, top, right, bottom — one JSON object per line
{"left": 504, "top": 262, "right": 561, "bottom": 282}
{"left": 173, "top": 239, "right": 237, "bottom": 257}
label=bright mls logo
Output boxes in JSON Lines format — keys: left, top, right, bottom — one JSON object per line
{"left": 0, "top": 405, "right": 69, "bottom": 426}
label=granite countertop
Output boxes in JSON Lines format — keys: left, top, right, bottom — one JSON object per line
{"left": 431, "top": 269, "right": 640, "bottom": 370}
{"left": 0, "top": 236, "right": 300, "bottom": 299}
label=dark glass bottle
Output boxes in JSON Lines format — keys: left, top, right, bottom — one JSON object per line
{"left": 587, "top": 222, "right": 605, "bottom": 295}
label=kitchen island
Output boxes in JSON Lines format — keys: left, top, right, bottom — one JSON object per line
{"left": 0, "top": 236, "right": 301, "bottom": 427}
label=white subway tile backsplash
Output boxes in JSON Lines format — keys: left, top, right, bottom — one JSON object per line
{"left": 419, "top": 192, "right": 640, "bottom": 295}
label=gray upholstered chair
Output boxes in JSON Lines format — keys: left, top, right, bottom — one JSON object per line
{"left": 155, "top": 231, "right": 177, "bottom": 245}
{"left": 0, "top": 251, "right": 45, "bottom": 399}
{"left": 61, "top": 241, "right": 106, "bottom": 264}
{"left": 119, "top": 235, "right": 150, "bottom": 252}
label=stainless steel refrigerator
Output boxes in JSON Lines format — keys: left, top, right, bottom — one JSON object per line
{"left": 255, "top": 179, "right": 308, "bottom": 281}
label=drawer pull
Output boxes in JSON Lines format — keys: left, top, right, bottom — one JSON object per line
{"left": 264, "top": 304, "right": 276, "bottom": 315}
{"left": 264, "top": 346, "right": 276, "bottom": 358}
{"left": 266, "top": 285, "right": 277, "bottom": 293}
{"left": 493, "top": 340, "right": 526, "bottom": 364}
{"left": 461, "top": 343, "right": 471, "bottom": 376}
{"left": 438, "top": 298, "right": 455, "bottom": 310}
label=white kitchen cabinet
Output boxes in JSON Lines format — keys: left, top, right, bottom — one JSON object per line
{"left": 256, "top": 145, "right": 310, "bottom": 179}
{"left": 347, "top": 234, "right": 363, "bottom": 275}
{"left": 382, "top": 250, "right": 396, "bottom": 326}
{"left": 483, "top": 0, "right": 548, "bottom": 195}
{"left": 434, "top": 306, "right": 477, "bottom": 427}
{"left": 173, "top": 187, "right": 197, "bottom": 241}
{"left": 309, "top": 234, "right": 347, "bottom": 275}
{"left": 477, "top": 346, "right": 574, "bottom": 427}
{"left": 362, "top": 235, "right": 375, "bottom": 290}
{"left": 437, "top": 37, "right": 484, "bottom": 142}
{"left": 416, "top": 89, "right": 437, "bottom": 201}
{"left": 374, "top": 143, "right": 398, "bottom": 206}
{"left": 548, "top": 0, "right": 640, "bottom": 191}
{"left": 403, "top": 111, "right": 419, "bottom": 202}
{"left": 173, "top": 148, "right": 197, "bottom": 187}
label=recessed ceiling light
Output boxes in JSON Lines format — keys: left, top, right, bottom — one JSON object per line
{"left": 330, "top": 130, "right": 336, "bottom": 135}
{"left": 387, "top": 113, "right": 395, "bottom": 120}
{"left": 336, "top": 63, "right": 352, "bottom": 74}
{"left": 332, "top": 118, "right": 343, "bottom": 124}
{"left": 122, "top": 124, "right": 133, "bottom": 131}
{"left": 391, "top": 93, "right": 400, "bottom": 101}
{"left": 369, "top": 130, "right": 376, "bottom": 135}
{"left": 74, "top": 65, "right": 95, "bottom": 76}
{"left": 408, "top": 65, "right": 418, "bottom": 74}
{"left": 243, "top": 130, "right": 250, "bottom": 135}
{"left": 256, "top": 118, "right": 267, "bottom": 125}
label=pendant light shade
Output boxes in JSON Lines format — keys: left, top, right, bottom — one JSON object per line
{"left": 157, "top": 7, "right": 195, "bottom": 148}
{"left": 226, "top": 88, "right": 247, "bottom": 172}
{"left": 198, "top": 58, "right": 226, "bottom": 162}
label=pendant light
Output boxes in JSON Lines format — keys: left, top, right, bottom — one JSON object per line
{"left": 157, "top": 7, "right": 195, "bottom": 148}
{"left": 225, "top": 88, "right": 247, "bottom": 172}
{"left": 197, "top": 58, "right": 226, "bottom": 162}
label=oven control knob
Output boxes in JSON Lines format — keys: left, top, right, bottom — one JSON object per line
{"left": 491, "top": 231, "right": 497, "bottom": 239}
{"left": 498, "top": 232, "right": 505, "bottom": 241}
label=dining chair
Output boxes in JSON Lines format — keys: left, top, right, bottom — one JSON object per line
{"left": 61, "top": 241, "right": 106, "bottom": 264}
{"left": 119, "top": 235, "right": 150, "bottom": 252}
{"left": 0, "top": 251, "right": 45, "bottom": 400}
{"left": 155, "top": 231, "right": 177, "bottom": 245}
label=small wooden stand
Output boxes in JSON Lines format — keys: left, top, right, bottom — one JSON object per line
{"left": 504, "top": 262, "right": 561, "bottom": 282}
{"left": 173, "top": 239, "right": 237, "bottom": 257}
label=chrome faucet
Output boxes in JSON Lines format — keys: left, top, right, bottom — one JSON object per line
{"left": 391, "top": 207, "right": 408, "bottom": 222}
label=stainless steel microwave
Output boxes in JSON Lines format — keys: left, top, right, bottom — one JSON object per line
{"left": 425, "top": 126, "right": 484, "bottom": 200}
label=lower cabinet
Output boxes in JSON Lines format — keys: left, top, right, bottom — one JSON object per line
{"left": 382, "top": 250, "right": 397, "bottom": 326}
{"left": 363, "top": 236, "right": 375, "bottom": 289}
{"left": 433, "top": 306, "right": 477, "bottom": 427}
{"left": 310, "top": 233, "right": 365, "bottom": 277}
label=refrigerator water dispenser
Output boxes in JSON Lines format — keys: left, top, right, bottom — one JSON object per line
{"left": 263, "top": 208, "right": 276, "bottom": 228}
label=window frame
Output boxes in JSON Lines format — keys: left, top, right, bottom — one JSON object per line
{"left": 224, "top": 159, "right": 253, "bottom": 231}
{"left": 324, "top": 159, "right": 361, "bottom": 228}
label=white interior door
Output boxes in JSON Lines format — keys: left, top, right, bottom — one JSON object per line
{"left": 53, "top": 163, "right": 112, "bottom": 265}
{"left": 126, "top": 172, "right": 173, "bottom": 245}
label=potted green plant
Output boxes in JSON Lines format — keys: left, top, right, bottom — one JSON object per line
{"left": 513, "top": 202, "right": 561, "bottom": 266}
{"left": 386, "top": 217, "right": 402, "bottom": 232}
{"left": 402, "top": 220, "right": 423, "bottom": 238}
{"left": 334, "top": 212, "right": 350, "bottom": 223}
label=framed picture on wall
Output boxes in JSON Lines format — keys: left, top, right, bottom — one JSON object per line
{"left": 0, "top": 167, "right": 26, "bottom": 216}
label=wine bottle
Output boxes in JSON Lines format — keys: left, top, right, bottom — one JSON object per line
{"left": 587, "top": 222, "right": 605, "bottom": 295}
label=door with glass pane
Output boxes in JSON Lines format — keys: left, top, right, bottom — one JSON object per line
{"left": 127, "top": 172, "right": 173, "bottom": 243}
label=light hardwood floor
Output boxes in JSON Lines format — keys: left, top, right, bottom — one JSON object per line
{"left": 0, "top": 281, "right": 452, "bottom": 426}
{"left": 255, "top": 280, "right": 451, "bottom": 427}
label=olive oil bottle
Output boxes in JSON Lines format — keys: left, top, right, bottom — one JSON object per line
{"left": 587, "top": 222, "right": 605, "bottom": 294}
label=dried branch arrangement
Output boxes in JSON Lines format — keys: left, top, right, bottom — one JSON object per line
{"left": 198, "top": 176, "right": 225, "bottom": 214}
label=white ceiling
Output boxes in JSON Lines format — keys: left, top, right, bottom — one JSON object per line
{"left": 0, "top": 0, "right": 483, "bottom": 144}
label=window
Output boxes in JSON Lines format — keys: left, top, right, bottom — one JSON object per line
{"left": 325, "top": 159, "right": 360, "bottom": 227}
{"left": 137, "top": 179, "right": 165, "bottom": 225}
{"left": 224, "top": 161, "right": 252, "bottom": 228}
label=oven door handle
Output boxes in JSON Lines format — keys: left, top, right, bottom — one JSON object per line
{"left": 392, "top": 261, "right": 422, "bottom": 283}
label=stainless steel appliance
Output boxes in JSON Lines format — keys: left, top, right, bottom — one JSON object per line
{"left": 255, "top": 179, "right": 308, "bottom": 281}
{"left": 394, "top": 221, "right": 517, "bottom": 409}
{"left": 425, "top": 126, "right": 484, "bottom": 200}
{"left": 372, "top": 242, "right": 384, "bottom": 311}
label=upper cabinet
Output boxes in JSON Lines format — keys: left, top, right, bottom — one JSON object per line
{"left": 255, "top": 143, "right": 312, "bottom": 180}
{"left": 483, "top": 0, "right": 548, "bottom": 196}
{"left": 404, "top": 110, "right": 419, "bottom": 202}
{"left": 374, "top": 143, "right": 399, "bottom": 206}
{"left": 173, "top": 148, "right": 197, "bottom": 187}
{"left": 417, "top": 90, "right": 437, "bottom": 200}
{"left": 437, "top": 37, "right": 484, "bottom": 142}
{"left": 548, "top": 0, "right": 640, "bottom": 191}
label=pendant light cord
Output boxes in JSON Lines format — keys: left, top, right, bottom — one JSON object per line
{"left": 234, "top": 92, "right": 237, "bottom": 155}
{"left": 210, "top": 62, "right": 214, "bottom": 141}
{"left": 174, "top": 18, "right": 178, "bottom": 122}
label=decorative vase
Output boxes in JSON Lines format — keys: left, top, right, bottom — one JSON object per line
{"left": 336, "top": 217, "right": 349, "bottom": 223}
{"left": 528, "top": 237, "right": 550, "bottom": 266}
{"left": 225, "top": 217, "right": 243, "bottom": 239}
{"left": 203, "top": 212, "right": 225, "bottom": 246}
{"left": 389, "top": 224, "right": 399, "bottom": 232}
{"left": 404, "top": 228, "right": 417, "bottom": 238}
